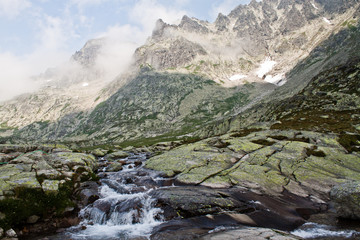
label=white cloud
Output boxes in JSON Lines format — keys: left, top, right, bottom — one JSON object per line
{"left": 70, "top": 0, "right": 108, "bottom": 8}
{"left": 87, "top": 0, "right": 188, "bottom": 82}
{"left": 211, "top": 0, "right": 249, "bottom": 19}
{"left": 0, "top": 52, "right": 41, "bottom": 102}
{"left": 0, "top": 0, "right": 31, "bottom": 18}
{"left": 0, "top": 11, "right": 75, "bottom": 102}
{"left": 175, "top": 0, "right": 190, "bottom": 6}
{"left": 130, "top": 0, "right": 187, "bottom": 33}
{"left": 94, "top": 24, "right": 143, "bottom": 82}
{"left": 0, "top": 0, "right": 190, "bottom": 101}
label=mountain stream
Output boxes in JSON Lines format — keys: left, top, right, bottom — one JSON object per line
{"left": 36, "top": 153, "right": 360, "bottom": 240}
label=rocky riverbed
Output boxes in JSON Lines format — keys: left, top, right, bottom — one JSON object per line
{"left": 1, "top": 127, "right": 360, "bottom": 239}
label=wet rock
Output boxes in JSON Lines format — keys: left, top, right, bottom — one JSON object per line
{"left": 150, "top": 186, "right": 253, "bottom": 218}
{"left": 106, "top": 162, "right": 123, "bottom": 172}
{"left": 200, "top": 227, "right": 300, "bottom": 240}
{"left": 76, "top": 181, "right": 100, "bottom": 206}
{"left": 106, "top": 151, "right": 129, "bottom": 160}
{"left": 330, "top": 181, "right": 360, "bottom": 220}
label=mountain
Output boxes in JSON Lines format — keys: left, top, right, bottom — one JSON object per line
{"left": 0, "top": 0, "right": 359, "bottom": 147}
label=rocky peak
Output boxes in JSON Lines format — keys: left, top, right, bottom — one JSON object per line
{"left": 71, "top": 38, "right": 105, "bottom": 67}
{"left": 215, "top": 13, "right": 230, "bottom": 32}
{"left": 152, "top": 19, "right": 171, "bottom": 39}
{"left": 316, "top": 0, "right": 359, "bottom": 15}
{"left": 179, "top": 15, "right": 209, "bottom": 34}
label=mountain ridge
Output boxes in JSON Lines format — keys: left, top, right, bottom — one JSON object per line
{"left": 0, "top": 0, "right": 359, "bottom": 146}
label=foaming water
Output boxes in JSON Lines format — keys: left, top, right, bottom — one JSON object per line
{"left": 291, "top": 222, "right": 360, "bottom": 239}
{"left": 62, "top": 153, "right": 165, "bottom": 240}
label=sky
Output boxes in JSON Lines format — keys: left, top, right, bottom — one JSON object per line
{"left": 0, "top": 0, "right": 252, "bottom": 101}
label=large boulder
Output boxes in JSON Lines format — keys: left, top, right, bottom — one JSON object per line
{"left": 330, "top": 181, "right": 360, "bottom": 220}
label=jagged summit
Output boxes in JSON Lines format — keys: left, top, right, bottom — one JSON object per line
{"left": 72, "top": 38, "right": 105, "bottom": 67}
{"left": 136, "top": 0, "right": 360, "bottom": 88}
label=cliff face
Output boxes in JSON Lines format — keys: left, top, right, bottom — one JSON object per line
{"left": 0, "top": 0, "right": 359, "bottom": 145}
{"left": 135, "top": 0, "right": 360, "bottom": 86}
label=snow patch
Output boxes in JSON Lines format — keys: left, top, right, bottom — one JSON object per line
{"left": 229, "top": 74, "right": 247, "bottom": 81}
{"left": 82, "top": 82, "right": 89, "bottom": 87}
{"left": 46, "top": 79, "right": 53, "bottom": 82}
{"left": 256, "top": 58, "right": 277, "bottom": 78}
{"left": 323, "top": 17, "right": 332, "bottom": 25}
{"left": 311, "top": 3, "right": 318, "bottom": 10}
{"left": 264, "top": 73, "right": 286, "bottom": 86}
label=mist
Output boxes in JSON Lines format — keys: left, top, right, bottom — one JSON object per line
{"left": 0, "top": 0, "right": 189, "bottom": 102}
{"left": 0, "top": 0, "right": 250, "bottom": 102}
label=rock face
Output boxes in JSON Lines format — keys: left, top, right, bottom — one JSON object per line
{"left": 0, "top": 144, "right": 99, "bottom": 235}
{"left": 71, "top": 38, "right": 105, "bottom": 67}
{"left": 146, "top": 129, "right": 360, "bottom": 201}
{"left": 330, "top": 181, "right": 360, "bottom": 220}
{"left": 136, "top": 0, "right": 360, "bottom": 85}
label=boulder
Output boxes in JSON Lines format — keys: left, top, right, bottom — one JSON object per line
{"left": 150, "top": 186, "right": 253, "bottom": 219}
{"left": 5, "top": 229, "right": 17, "bottom": 238}
{"left": 106, "top": 151, "right": 129, "bottom": 160}
{"left": 91, "top": 148, "right": 107, "bottom": 157}
{"left": 76, "top": 181, "right": 100, "bottom": 207}
{"left": 106, "top": 162, "right": 123, "bottom": 172}
{"left": 330, "top": 181, "right": 360, "bottom": 220}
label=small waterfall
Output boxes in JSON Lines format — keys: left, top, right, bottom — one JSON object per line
{"left": 66, "top": 153, "right": 166, "bottom": 240}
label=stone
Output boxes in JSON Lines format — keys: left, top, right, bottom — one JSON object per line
{"left": 76, "top": 181, "right": 100, "bottom": 206}
{"left": 200, "top": 227, "right": 300, "bottom": 240}
{"left": 106, "top": 151, "right": 129, "bottom": 160}
{"left": 27, "top": 215, "right": 40, "bottom": 224}
{"left": 106, "top": 162, "right": 123, "bottom": 172}
{"left": 330, "top": 181, "right": 360, "bottom": 220}
{"left": 5, "top": 229, "right": 17, "bottom": 238}
{"left": 91, "top": 148, "right": 106, "bottom": 157}
{"left": 42, "top": 180, "right": 60, "bottom": 193}
{"left": 150, "top": 186, "right": 253, "bottom": 219}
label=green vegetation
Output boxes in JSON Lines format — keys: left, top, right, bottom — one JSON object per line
{"left": 0, "top": 183, "right": 74, "bottom": 230}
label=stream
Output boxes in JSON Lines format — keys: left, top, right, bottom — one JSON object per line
{"left": 37, "top": 153, "right": 360, "bottom": 240}
{"left": 43, "top": 152, "right": 171, "bottom": 240}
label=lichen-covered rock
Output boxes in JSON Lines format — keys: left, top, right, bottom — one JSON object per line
{"left": 146, "top": 130, "right": 360, "bottom": 200}
{"left": 0, "top": 146, "right": 99, "bottom": 233}
{"left": 91, "top": 148, "right": 107, "bottom": 157}
{"left": 106, "top": 162, "right": 123, "bottom": 172}
{"left": 105, "top": 151, "right": 129, "bottom": 160}
{"left": 330, "top": 181, "right": 360, "bottom": 220}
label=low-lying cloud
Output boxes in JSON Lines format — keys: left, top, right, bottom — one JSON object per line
{"left": 0, "top": 0, "right": 245, "bottom": 102}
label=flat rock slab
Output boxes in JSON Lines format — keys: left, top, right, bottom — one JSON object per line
{"left": 200, "top": 227, "right": 301, "bottom": 240}
{"left": 151, "top": 186, "right": 322, "bottom": 236}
